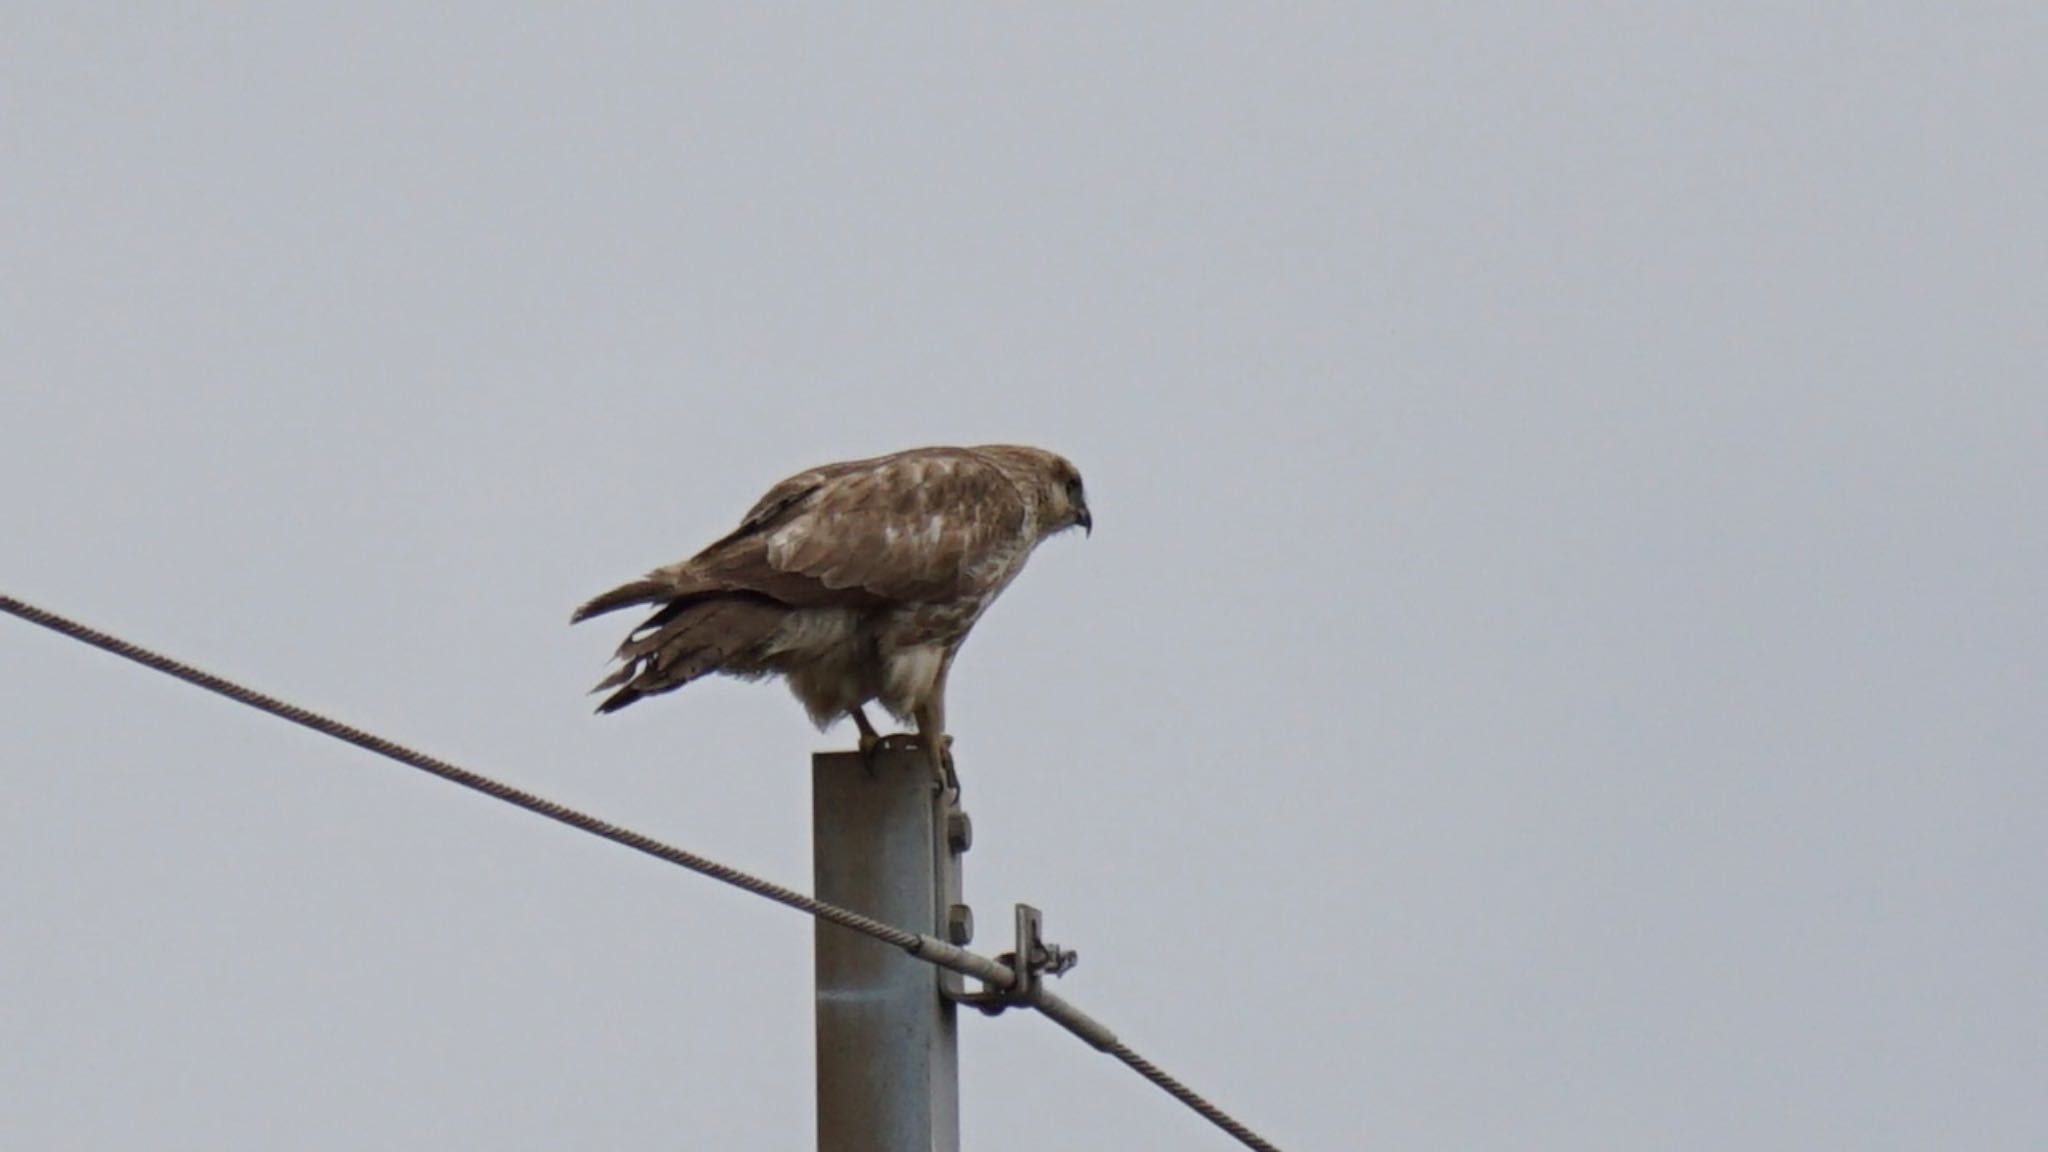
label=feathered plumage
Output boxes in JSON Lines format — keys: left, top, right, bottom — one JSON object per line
{"left": 572, "top": 444, "right": 1090, "bottom": 781}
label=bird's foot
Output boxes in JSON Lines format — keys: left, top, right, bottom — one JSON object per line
{"left": 861, "top": 731, "right": 919, "bottom": 777}
{"left": 930, "top": 736, "right": 958, "bottom": 799}
{"left": 852, "top": 707, "right": 883, "bottom": 762}
{"left": 860, "top": 733, "right": 958, "bottom": 796}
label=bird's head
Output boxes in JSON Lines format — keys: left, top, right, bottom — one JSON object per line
{"left": 1032, "top": 451, "right": 1091, "bottom": 538}
{"left": 975, "top": 445, "right": 1092, "bottom": 538}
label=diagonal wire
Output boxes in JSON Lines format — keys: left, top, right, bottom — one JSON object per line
{"left": 0, "top": 593, "right": 920, "bottom": 949}
{"left": 2, "top": 592, "right": 1283, "bottom": 1152}
{"left": 1106, "top": 1043, "right": 1283, "bottom": 1151}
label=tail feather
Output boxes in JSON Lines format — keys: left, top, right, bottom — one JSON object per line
{"left": 585, "top": 595, "right": 784, "bottom": 713}
{"left": 571, "top": 578, "right": 675, "bottom": 623}
{"left": 595, "top": 683, "right": 648, "bottom": 714}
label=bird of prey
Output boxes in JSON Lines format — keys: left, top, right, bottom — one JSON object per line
{"left": 571, "top": 444, "right": 1090, "bottom": 789}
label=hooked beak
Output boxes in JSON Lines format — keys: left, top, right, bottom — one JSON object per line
{"left": 1077, "top": 506, "right": 1092, "bottom": 536}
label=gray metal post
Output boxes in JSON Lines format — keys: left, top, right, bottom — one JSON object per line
{"left": 813, "top": 747, "right": 963, "bottom": 1152}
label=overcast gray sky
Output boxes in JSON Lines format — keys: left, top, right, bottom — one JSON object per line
{"left": 6, "top": 5, "right": 2044, "bottom": 1149}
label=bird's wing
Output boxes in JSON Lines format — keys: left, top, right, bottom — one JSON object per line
{"left": 742, "top": 447, "right": 1028, "bottom": 602}
{"left": 724, "top": 455, "right": 889, "bottom": 542}
{"left": 575, "top": 448, "right": 1027, "bottom": 621}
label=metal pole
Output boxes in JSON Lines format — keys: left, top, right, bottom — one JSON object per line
{"left": 813, "top": 748, "right": 963, "bottom": 1152}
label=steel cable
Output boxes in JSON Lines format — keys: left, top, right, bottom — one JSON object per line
{"left": 3, "top": 592, "right": 1283, "bottom": 1152}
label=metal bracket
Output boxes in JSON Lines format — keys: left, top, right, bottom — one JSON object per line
{"left": 945, "top": 903, "right": 1079, "bottom": 1015}
{"left": 932, "top": 792, "right": 1076, "bottom": 1015}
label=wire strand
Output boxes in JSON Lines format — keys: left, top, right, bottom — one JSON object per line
{"left": 2, "top": 592, "right": 1283, "bottom": 1152}
{"left": 1108, "top": 1041, "right": 1281, "bottom": 1151}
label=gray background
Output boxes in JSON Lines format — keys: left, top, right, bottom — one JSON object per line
{"left": 6, "top": 5, "right": 2044, "bottom": 1149}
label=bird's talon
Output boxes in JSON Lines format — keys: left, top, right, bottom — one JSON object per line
{"left": 929, "top": 741, "right": 960, "bottom": 798}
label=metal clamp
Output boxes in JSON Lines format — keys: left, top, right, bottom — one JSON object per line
{"left": 946, "top": 903, "right": 1079, "bottom": 1015}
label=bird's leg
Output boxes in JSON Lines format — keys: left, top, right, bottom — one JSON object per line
{"left": 913, "top": 685, "right": 957, "bottom": 797}
{"left": 851, "top": 706, "right": 881, "bottom": 754}
{"left": 851, "top": 706, "right": 886, "bottom": 779}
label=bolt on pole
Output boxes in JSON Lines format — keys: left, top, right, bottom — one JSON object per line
{"left": 813, "top": 747, "right": 969, "bottom": 1152}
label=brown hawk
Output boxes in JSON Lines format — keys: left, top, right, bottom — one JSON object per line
{"left": 571, "top": 444, "right": 1090, "bottom": 788}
